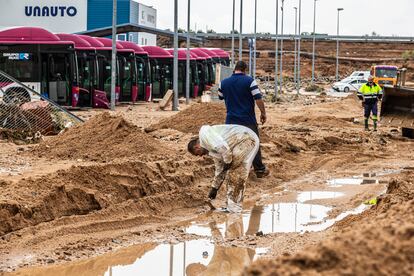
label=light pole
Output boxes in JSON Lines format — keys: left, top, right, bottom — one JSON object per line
{"left": 274, "top": 0, "right": 279, "bottom": 98}
{"left": 294, "top": 7, "right": 297, "bottom": 86}
{"left": 336, "top": 8, "right": 344, "bottom": 82}
{"left": 173, "top": 0, "right": 179, "bottom": 111}
{"left": 296, "top": 0, "right": 301, "bottom": 95}
{"left": 231, "top": 0, "right": 235, "bottom": 67}
{"left": 279, "top": 0, "right": 284, "bottom": 92}
{"left": 253, "top": 0, "right": 257, "bottom": 78}
{"left": 311, "top": 0, "right": 317, "bottom": 84}
{"left": 185, "top": 0, "right": 190, "bottom": 105}
{"left": 110, "top": 0, "right": 117, "bottom": 110}
{"left": 239, "top": 0, "right": 243, "bottom": 61}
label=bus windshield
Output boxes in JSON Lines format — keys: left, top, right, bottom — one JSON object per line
{"left": 0, "top": 53, "right": 38, "bottom": 82}
{"left": 376, "top": 68, "right": 397, "bottom": 78}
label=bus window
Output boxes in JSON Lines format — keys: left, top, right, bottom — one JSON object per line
{"left": 136, "top": 57, "right": 146, "bottom": 100}
{"left": 0, "top": 53, "right": 38, "bottom": 82}
{"left": 151, "top": 61, "right": 161, "bottom": 98}
{"left": 178, "top": 62, "right": 185, "bottom": 97}
{"left": 77, "top": 52, "right": 95, "bottom": 106}
{"left": 46, "top": 54, "right": 71, "bottom": 105}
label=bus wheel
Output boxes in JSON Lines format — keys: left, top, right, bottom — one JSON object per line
{"left": 4, "top": 87, "right": 31, "bottom": 105}
{"left": 402, "top": 128, "right": 414, "bottom": 139}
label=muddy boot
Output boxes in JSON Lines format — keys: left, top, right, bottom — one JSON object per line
{"left": 364, "top": 119, "right": 370, "bottom": 131}
{"left": 373, "top": 120, "right": 378, "bottom": 132}
{"left": 255, "top": 168, "right": 270, "bottom": 178}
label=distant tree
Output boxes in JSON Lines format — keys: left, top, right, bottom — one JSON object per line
{"left": 207, "top": 29, "right": 216, "bottom": 34}
{"left": 197, "top": 30, "right": 204, "bottom": 34}
{"left": 230, "top": 30, "right": 239, "bottom": 34}
{"left": 178, "top": 28, "right": 185, "bottom": 33}
{"left": 371, "top": 31, "right": 380, "bottom": 36}
{"left": 402, "top": 50, "right": 414, "bottom": 61}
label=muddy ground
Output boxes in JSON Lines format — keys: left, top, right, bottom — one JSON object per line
{"left": 0, "top": 93, "right": 413, "bottom": 275}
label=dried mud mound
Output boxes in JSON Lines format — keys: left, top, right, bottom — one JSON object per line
{"left": 0, "top": 158, "right": 212, "bottom": 236}
{"left": 35, "top": 113, "right": 170, "bottom": 161}
{"left": 245, "top": 171, "right": 414, "bottom": 276}
{"left": 146, "top": 103, "right": 226, "bottom": 134}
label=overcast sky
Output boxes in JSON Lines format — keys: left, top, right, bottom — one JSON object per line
{"left": 139, "top": 0, "right": 413, "bottom": 36}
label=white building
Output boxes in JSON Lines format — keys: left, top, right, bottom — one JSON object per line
{"left": 0, "top": 0, "right": 157, "bottom": 46}
{"left": 135, "top": 2, "right": 157, "bottom": 46}
{"left": 0, "top": 0, "right": 88, "bottom": 34}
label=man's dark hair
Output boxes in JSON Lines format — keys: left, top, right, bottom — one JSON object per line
{"left": 234, "top": 61, "right": 247, "bottom": 73}
{"left": 187, "top": 137, "right": 199, "bottom": 155}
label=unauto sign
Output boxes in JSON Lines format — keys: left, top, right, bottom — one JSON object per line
{"left": 25, "top": 6, "right": 77, "bottom": 17}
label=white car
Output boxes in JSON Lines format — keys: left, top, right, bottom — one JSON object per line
{"left": 348, "top": 71, "right": 370, "bottom": 80}
{"left": 332, "top": 79, "right": 368, "bottom": 92}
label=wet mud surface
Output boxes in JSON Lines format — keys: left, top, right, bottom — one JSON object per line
{"left": 1, "top": 95, "right": 413, "bottom": 275}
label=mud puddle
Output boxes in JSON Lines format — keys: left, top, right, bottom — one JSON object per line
{"left": 6, "top": 173, "right": 388, "bottom": 275}
{"left": 185, "top": 171, "right": 388, "bottom": 237}
{"left": 328, "top": 170, "right": 398, "bottom": 186}
{"left": 10, "top": 239, "right": 265, "bottom": 276}
{"left": 296, "top": 191, "right": 345, "bottom": 202}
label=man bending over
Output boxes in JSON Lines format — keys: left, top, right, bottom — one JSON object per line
{"left": 187, "top": 124, "right": 260, "bottom": 213}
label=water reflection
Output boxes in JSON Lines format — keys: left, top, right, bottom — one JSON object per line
{"left": 11, "top": 239, "right": 258, "bottom": 276}
{"left": 186, "top": 202, "right": 332, "bottom": 237}
{"left": 328, "top": 171, "right": 396, "bottom": 186}
{"left": 296, "top": 191, "right": 345, "bottom": 203}
{"left": 103, "top": 236, "right": 256, "bottom": 275}
{"left": 328, "top": 178, "right": 379, "bottom": 186}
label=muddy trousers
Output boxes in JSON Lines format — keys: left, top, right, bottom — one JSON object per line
{"left": 232, "top": 123, "right": 266, "bottom": 172}
{"left": 363, "top": 99, "right": 378, "bottom": 129}
{"left": 213, "top": 138, "right": 259, "bottom": 213}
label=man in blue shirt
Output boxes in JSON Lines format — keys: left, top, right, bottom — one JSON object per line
{"left": 218, "top": 61, "right": 269, "bottom": 178}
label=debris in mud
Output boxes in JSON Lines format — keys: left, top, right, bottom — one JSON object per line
{"left": 34, "top": 112, "right": 171, "bottom": 161}
{"left": 0, "top": 128, "right": 42, "bottom": 144}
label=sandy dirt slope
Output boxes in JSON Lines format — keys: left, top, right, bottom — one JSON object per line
{"left": 1, "top": 94, "right": 413, "bottom": 274}
{"left": 204, "top": 38, "right": 414, "bottom": 81}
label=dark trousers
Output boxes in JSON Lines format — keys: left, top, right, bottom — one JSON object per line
{"left": 364, "top": 99, "right": 378, "bottom": 120}
{"left": 232, "top": 123, "right": 266, "bottom": 171}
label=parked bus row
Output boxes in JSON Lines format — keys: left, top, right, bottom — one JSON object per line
{"left": 0, "top": 27, "right": 230, "bottom": 108}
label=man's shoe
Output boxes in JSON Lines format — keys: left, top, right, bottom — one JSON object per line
{"left": 255, "top": 168, "right": 270, "bottom": 178}
{"left": 208, "top": 187, "right": 218, "bottom": 200}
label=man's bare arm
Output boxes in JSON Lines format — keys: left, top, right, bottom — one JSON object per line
{"left": 255, "top": 99, "right": 267, "bottom": 124}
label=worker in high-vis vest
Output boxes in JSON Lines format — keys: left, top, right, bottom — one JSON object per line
{"left": 357, "top": 76, "right": 383, "bottom": 131}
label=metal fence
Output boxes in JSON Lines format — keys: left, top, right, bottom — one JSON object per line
{"left": 0, "top": 70, "right": 82, "bottom": 142}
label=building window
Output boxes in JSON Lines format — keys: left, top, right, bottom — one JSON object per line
{"left": 147, "top": 15, "right": 155, "bottom": 24}
{"left": 117, "top": 34, "right": 126, "bottom": 41}
{"left": 141, "top": 11, "right": 145, "bottom": 19}
{"left": 142, "top": 38, "right": 144, "bottom": 45}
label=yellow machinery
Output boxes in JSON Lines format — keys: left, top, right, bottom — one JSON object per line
{"left": 380, "top": 68, "right": 414, "bottom": 138}
{"left": 371, "top": 65, "right": 398, "bottom": 86}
